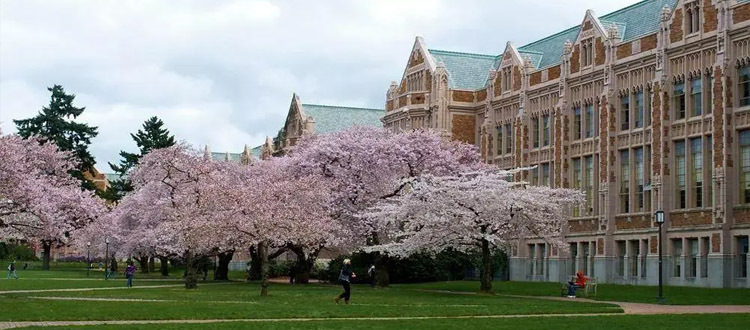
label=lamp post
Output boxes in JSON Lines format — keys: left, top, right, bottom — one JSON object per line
{"left": 86, "top": 242, "right": 91, "bottom": 278}
{"left": 104, "top": 237, "right": 110, "bottom": 280}
{"left": 654, "top": 210, "right": 665, "bottom": 303}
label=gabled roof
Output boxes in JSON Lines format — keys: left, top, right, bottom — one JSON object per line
{"left": 301, "top": 104, "right": 383, "bottom": 134}
{"left": 518, "top": 0, "right": 678, "bottom": 70}
{"left": 427, "top": 49, "right": 499, "bottom": 90}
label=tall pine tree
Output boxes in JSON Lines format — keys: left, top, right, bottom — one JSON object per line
{"left": 103, "top": 116, "right": 176, "bottom": 202}
{"left": 14, "top": 85, "right": 99, "bottom": 191}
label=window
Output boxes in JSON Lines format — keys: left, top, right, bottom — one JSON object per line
{"left": 676, "top": 141, "right": 687, "bottom": 209}
{"left": 621, "top": 94, "right": 630, "bottom": 131}
{"left": 737, "top": 236, "right": 748, "bottom": 278}
{"left": 528, "top": 244, "right": 536, "bottom": 276}
{"left": 620, "top": 150, "right": 630, "bottom": 213}
{"left": 645, "top": 145, "right": 652, "bottom": 211}
{"left": 741, "top": 130, "right": 750, "bottom": 204}
{"left": 541, "top": 163, "right": 550, "bottom": 187}
{"left": 691, "top": 78, "right": 702, "bottom": 117}
{"left": 530, "top": 167, "right": 538, "bottom": 186}
{"left": 635, "top": 91, "right": 644, "bottom": 128}
{"left": 585, "top": 104, "right": 595, "bottom": 138}
{"left": 630, "top": 240, "right": 639, "bottom": 277}
{"left": 502, "top": 67, "right": 512, "bottom": 92}
{"left": 585, "top": 156, "right": 594, "bottom": 215}
{"left": 641, "top": 240, "right": 648, "bottom": 278}
{"left": 574, "top": 107, "right": 582, "bottom": 140}
{"left": 635, "top": 148, "right": 645, "bottom": 212}
{"left": 581, "top": 39, "right": 593, "bottom": 67}
{"left": 505, "top": 124, "right": 513, "bottom": 154}
{"left": 740, "top": 65, "right": 750, "bottom": 107}
{"left": 687, "top": 238, "right": 698, "bottom": 278}
{"left": 617, "top": 241, "right": 626, "bottom": 277}
{"left": 538, "top": 244, "right": 547, "bottom": 275}
{"left": 685, "top": 2, "right": 700, "bottom": 34}
{"left": 645, "top": 88, "right": 652, "bottom": 126}
{"left": 691, "top": 138, "right": 703, "bottom": 208}
{"left": 533, "top": 117, "right": 540, "bottom": 148}
{"left": 542, "top": 115, "right": 550, "bottom": 147}
{"left": 674, "top": 82, "right": 686, "bottom": 119}
{"left": 706, "top": 74, "right": 713, "bottom": 114}
{"left": 706, "top": 136, "right": 713, "bottom": 207}
{"left": 573, "top": 158, "right": 582, "bottom": 216}
{"left": 701, "top": 238, "right": 709, "bottom": 278}
{"left": 570, "top": 243, "right": 578, "bottom": 276}
{"left": 582, "top": 242, "right": 590, "bottom": 276}
{"left": 496, "top": 125, "right": 503, "bottom": 156}
{"left": 673, "top": 239, "right": 683, "bottom": 277}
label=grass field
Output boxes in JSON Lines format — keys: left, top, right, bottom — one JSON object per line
{"left": 1, "top": 267, "right": 749, "bottom": 329}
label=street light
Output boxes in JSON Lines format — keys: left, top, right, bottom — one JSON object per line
{"left": 104, "top": 237, "right": 110, "bottom": 280}
{"left": 86, "top": 242, "right": 91, "bottom": 278}
{"left": 654, "top": 210, "right": 665, "bottom": 303}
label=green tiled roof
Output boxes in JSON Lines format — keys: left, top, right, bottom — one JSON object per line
{"left": 599, "top": 0, "right": 677, "bottom": 41}
{"left": 302, "top": 104, "right": 383, "bottom": 134}
{"left": 427, "top": 49, "right": 499, "bottom": 90}
{"left": 518, "top": 0, "right": 678, "bottom": 70}
{"left": 251, "top": 145, "right": 262, "bottom": 159}
{"left": 211, "top": 152, "right": 242, "bottom": 163}
{"left": 104, "top": 173, "right": 121, "bottom": 182}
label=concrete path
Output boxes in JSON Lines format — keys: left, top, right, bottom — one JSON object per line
{"left": 0, "top": 282, "right": 233, "bottom": 295}
{"left": 0, "top": 313, "right": 625, "bottom": 329}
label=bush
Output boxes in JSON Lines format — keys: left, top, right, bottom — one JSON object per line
{"left": 325, "top": 249, "right": 481, "bottom": 284}
{"left": 0, "top": 242, "right": 39, "bottom": 261}
{"left": 268, "top": 259, "right": 295, "bottom": 278}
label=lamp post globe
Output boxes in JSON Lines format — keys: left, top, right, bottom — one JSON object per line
{"left": 654, "top": 210, "right": 665, "bottom": 303}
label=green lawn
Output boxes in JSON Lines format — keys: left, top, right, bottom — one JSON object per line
{"left": 23, "top": 314, "right": 750, "bottom": 330}
{"left": 2, "top": 267, "right": 750, "bottom": 329}
{"left": 406, "top": 281, "right": 750, "bottom": 305}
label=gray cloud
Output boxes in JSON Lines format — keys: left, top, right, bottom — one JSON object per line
{"left": 1, "top": 0, "right": 636, "bottom": 169}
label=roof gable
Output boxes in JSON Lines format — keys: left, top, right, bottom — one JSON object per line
{"left": 427, "top": 49, "right": 499, "bottom": 90}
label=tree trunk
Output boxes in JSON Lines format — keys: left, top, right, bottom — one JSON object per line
{"left": 148, "top": 256, "right": 155, "bottom": 273}
{"left": 184, "top": 251, "right": 198, "bottom": 289}
{"left": 42, "top": 241, "right": 51, "bottom": 271}
{"left": 479, "top": 238, "right": 493, "bottom": 293}
{"left": 374, "top": 252, "right": 390, "bottom": 287}
{"left": 159, "top": 256, "right": 169, "bottom": 277}
{"left": 290, "top": 246, "right": 319, "bottom": 284}
{"left": 214, "top": 250, "right": 233, "bottom": 281}
{"left": 259, "top": 241, "right": 269, "bottom": 297}
{"left": 137, "top": 256, "right": 149, "bottom": 274}
{"left": 248, "top": 246, "right": 262, "bottom": 281}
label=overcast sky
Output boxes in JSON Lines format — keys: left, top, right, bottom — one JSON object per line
{"left": 1, "top": 0, "right": 637, "bottom": 170}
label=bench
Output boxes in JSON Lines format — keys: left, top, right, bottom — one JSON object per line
{"left": 560, "top": 276, "right": 597, "bottom": 297}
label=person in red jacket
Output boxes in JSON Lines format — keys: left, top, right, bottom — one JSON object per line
{"left": 567, "top": 270, "right": 587, "bottom": 298}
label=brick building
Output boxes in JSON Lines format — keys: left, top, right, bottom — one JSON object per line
{"left": 384, "top": 0, "right": 750, "bottom": 288}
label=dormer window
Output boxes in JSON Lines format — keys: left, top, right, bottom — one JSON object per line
{"left": 685, "top": 1, "right": 700, "bottom": 35}
{"left": 581, "top": 39, "right": 593, "bottom": 67}
{"left": 502, "top": 67, "right": 512, "bottom": 92}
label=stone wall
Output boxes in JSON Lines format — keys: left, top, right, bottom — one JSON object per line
{"left": 595, "top": 38, "right": 605, "bottom": 66}
{"left": 569, "top": 218, "right": 598, "bottom": 233}
{"left": 452, "top": 90, "right": 475, "bottom": 102}
{"left": 670, "top": 210, "right": 712, "bottom": 227}
{"left": 734, "top": 208, "right": 750, "bottom": 224}
{"left": 641, "top": 34, "right": 658, "bottom": 52}
{"left": 670, "top": 8, "right": 683, "bottom": 43}
{"left": 703, "top": 0, "right": 718, "bottom": 32}
{"left": 617, "top": 42, "right": 632, "bottom": 60}
{"left": 571, "top": 45, "right": 580, "bottom": 73}
{"left": 734, "top": 3, "right": 750, "bottom": 23}
{"left": 451, "top": 114, "right": 476, "bottom": 145}
{"left": 615, "top": 214, "right": 652, "bottom": 230}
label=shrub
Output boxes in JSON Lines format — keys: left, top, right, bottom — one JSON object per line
{"left": 0, "top": 242, "right": 39, "bottom": 261}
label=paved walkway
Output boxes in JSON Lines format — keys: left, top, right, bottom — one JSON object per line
{"left": 0, "top": 282, "right": 233, "bottom": 295}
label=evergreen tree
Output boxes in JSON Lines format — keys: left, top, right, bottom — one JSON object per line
{"left": 14, "top": 85, "right": 99, "bottom": 191}
{"left": 103, "top": 116, "right": 176, "bottom": 202}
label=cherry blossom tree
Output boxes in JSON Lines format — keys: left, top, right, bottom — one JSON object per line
{"left": 0, "top": 130, "right": 105, "bottom": 270}
{"left": 230, "top": 156, "right": 342, "bottom": 295}
{"left": 365, "top": 171, "right": 584, "bottom": 293}
{"left": 110, "top": 143, "right": 238, "bottom": 289}
{"left": 287, "top": 126, "right": 485, "bottom": 285}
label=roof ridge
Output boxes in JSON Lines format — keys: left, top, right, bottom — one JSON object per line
{"left": 599, "top": 0, "right": 656, "bottom": 20}
{"left": 518, "top": 25, "right": 580, "bottom": 50}
{"left": 301, "top": 103, "right": 383, "bottom": 111}
{"left": 427, "top": 48, "right": 498, "bottom": 59}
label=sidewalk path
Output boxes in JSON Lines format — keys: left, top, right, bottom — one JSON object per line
{"left": 0, "top": 282, "right": 233, "bottom": 295}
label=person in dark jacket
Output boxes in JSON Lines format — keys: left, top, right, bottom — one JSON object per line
{"left": 334, "top": 259, "right": 356, "bottom": 304}
{"left": 124, "top": 261, "right": 137, "bottom": 288}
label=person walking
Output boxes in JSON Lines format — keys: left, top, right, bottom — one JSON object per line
{"left": 6, "top": 260, "right": 19, "bottom": 280}
{"left": 367, "top": 264, "right": 376, "bottom": 287}
{"left": 334, "top": 259, "right": 356, "bottom": 304}
{"left": 107, "top": 257, "right": 118, "bottom": 280}
{"left": 124, "top": 261, "right": 137, "bottom": 288}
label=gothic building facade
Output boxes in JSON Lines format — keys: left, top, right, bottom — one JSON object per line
{"left": 385, "top": 0, "right": 750, "bottom": 288}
